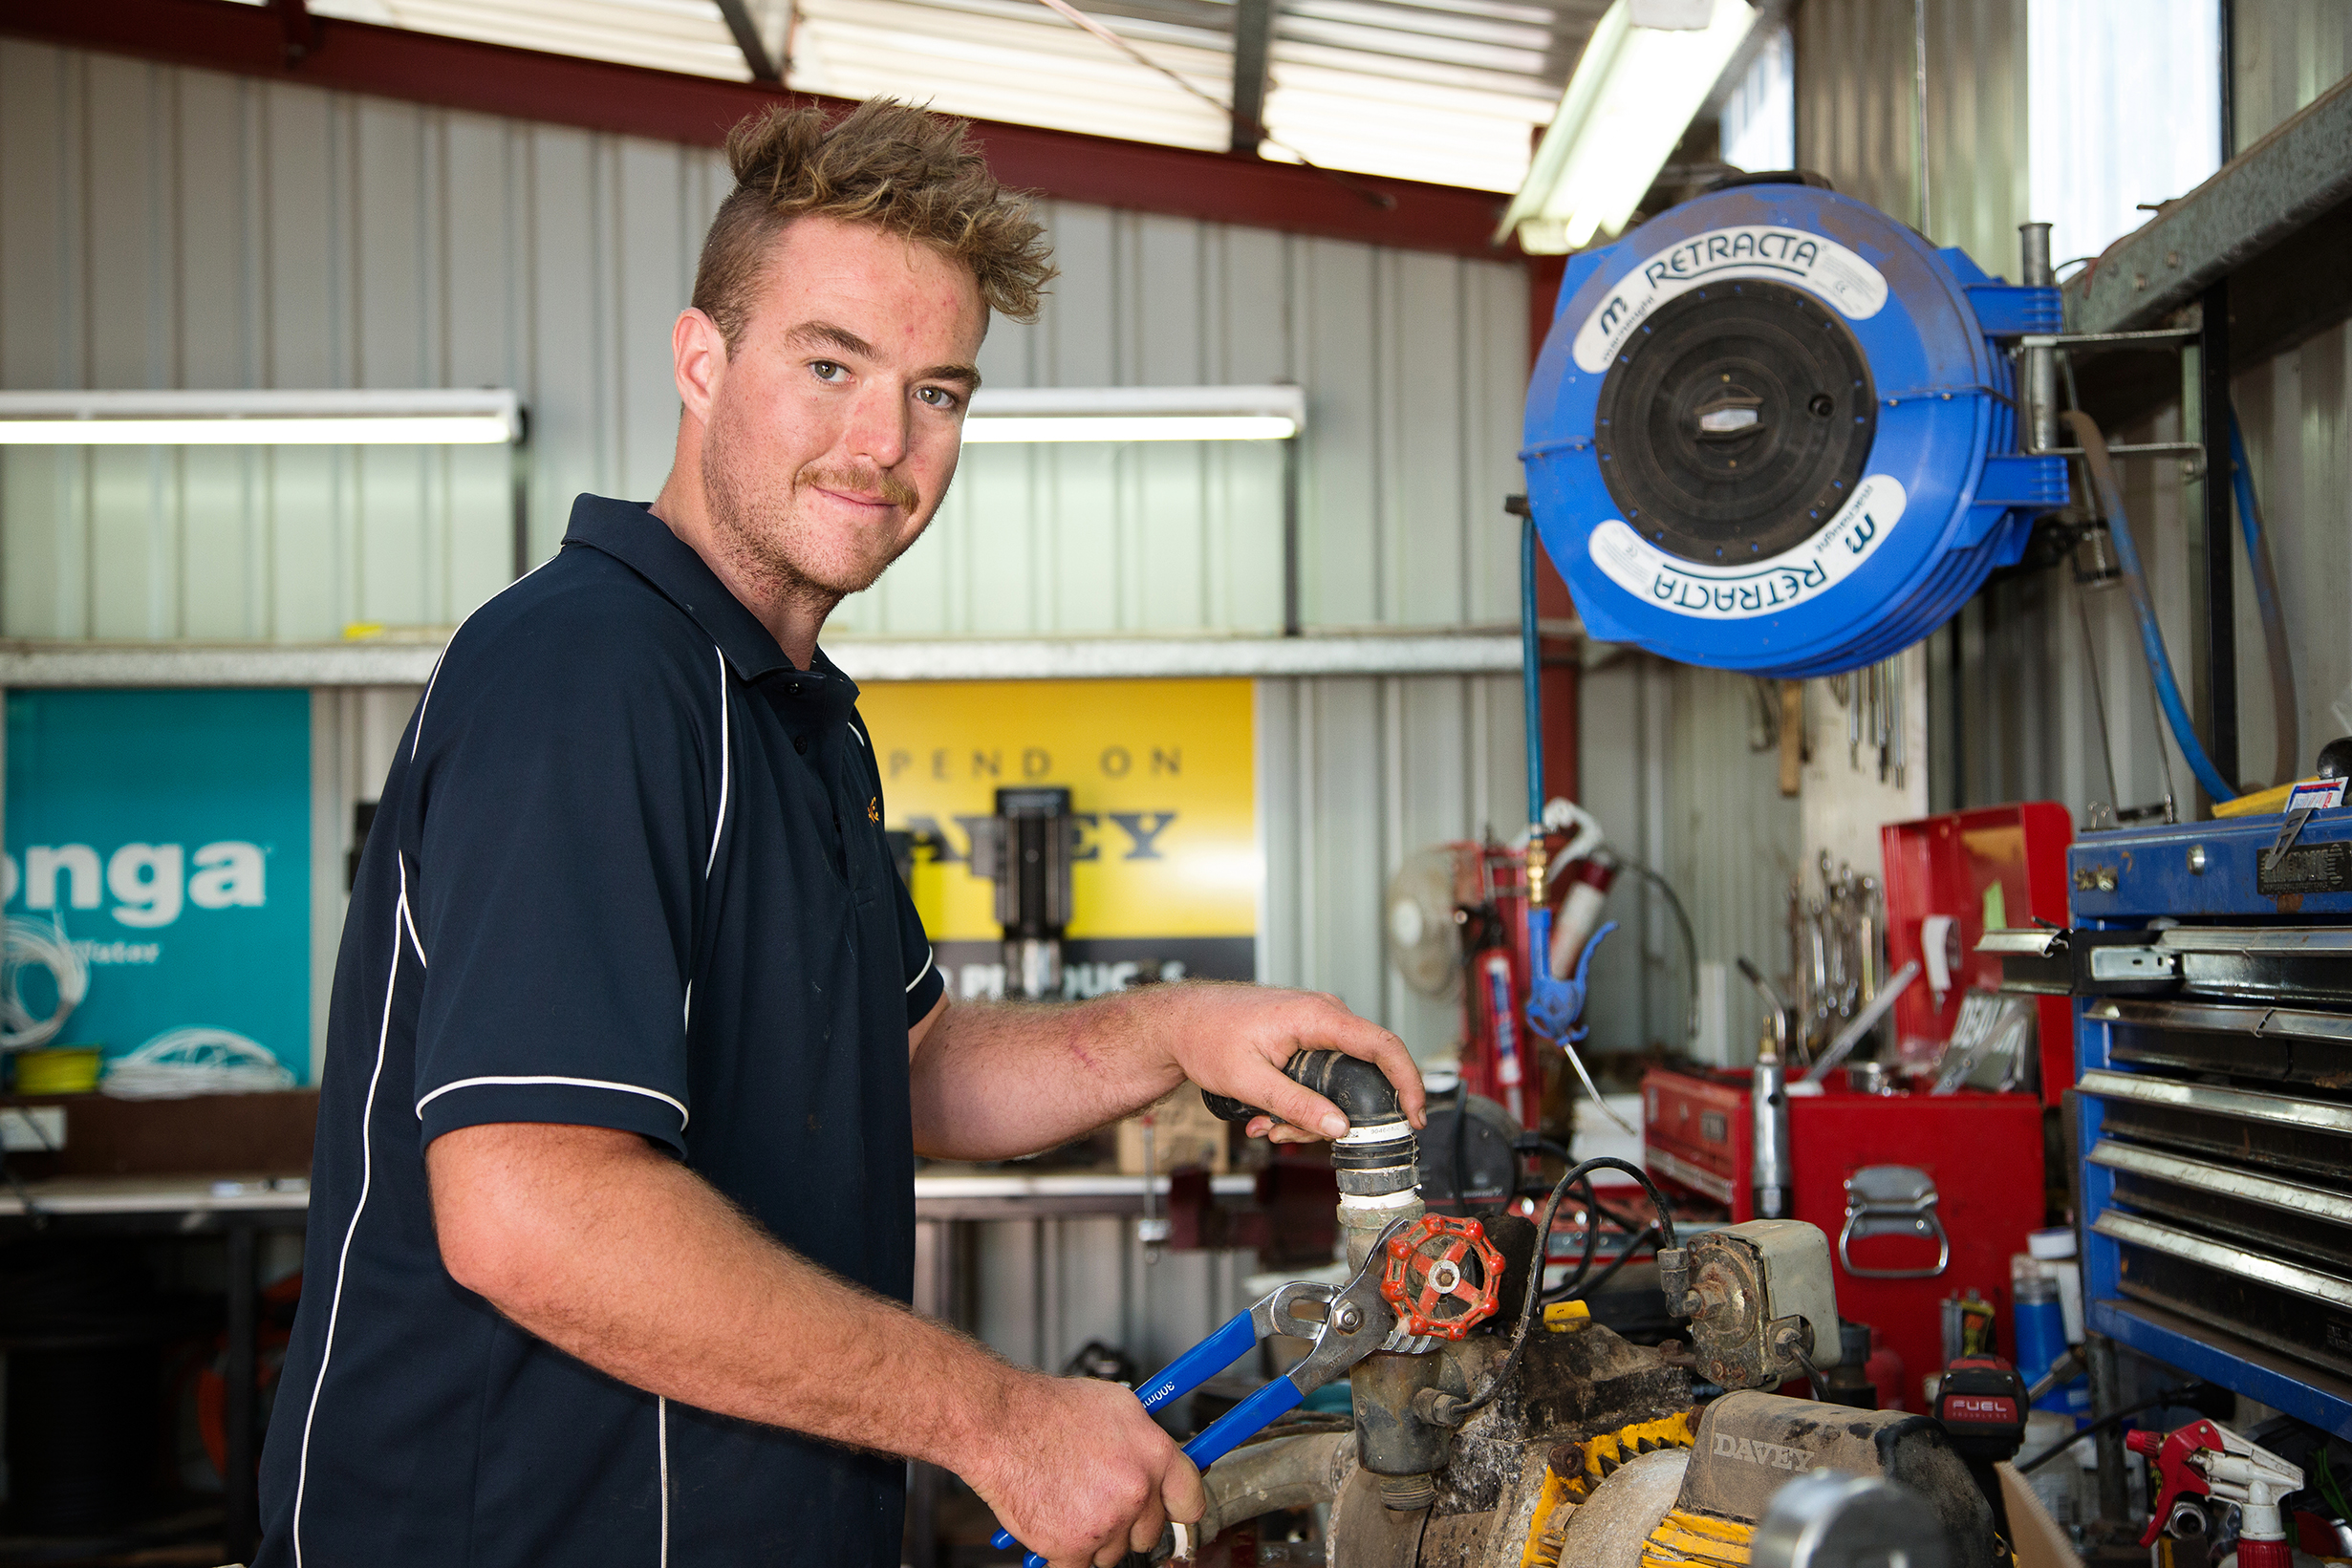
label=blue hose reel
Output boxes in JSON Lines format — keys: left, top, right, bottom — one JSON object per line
{"left": 1521, "top": 183, "right": 2070, "bottom": 678}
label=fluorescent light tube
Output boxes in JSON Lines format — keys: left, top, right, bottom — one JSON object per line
{"left": 962, "top": 415, "right": 1296, "bottom": 443}
{"left": 961, "top": 384, "right": 1304, "bottom": 443}
{"left": 0, "top": 417, "right": 514, "bottom": 446}
{"left": 1498, "top": 0, "right": 1757, "bottom": 255}
{"left": 0, "top": 389, "right": 525, "bottom": 445}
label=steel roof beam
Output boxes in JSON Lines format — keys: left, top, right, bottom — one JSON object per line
{"left": 2064, "top": 69, "right": 2352, "bottom": 336}
{"left": 0, "top": 0, "right": 1510, "bottom": 259}
{"left": 713, "top": 0, "right": 783, "bottom": 83}
{"left": 1228, "top": 0, "right": 1274, "bottom": 155}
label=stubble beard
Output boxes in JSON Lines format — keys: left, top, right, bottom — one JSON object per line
{"left": 700, "top": 397, "right": 931, "bottom": 621}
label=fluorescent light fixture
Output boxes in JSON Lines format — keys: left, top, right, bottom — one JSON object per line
{"left": 0, "top": 389, "right": 525, "bottom": 445}
{"left": 961, "top": 385, "right": 1304, "bottom": 443}
{"left": 1497, "top": 0, "right": 1758, "bottom": 255}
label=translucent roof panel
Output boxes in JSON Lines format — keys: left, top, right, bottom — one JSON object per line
{"left": 303, "top": 0, "right": 1615, "bottom": 194}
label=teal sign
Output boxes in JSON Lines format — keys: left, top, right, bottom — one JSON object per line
{"left": 6, "top": 690, "right": 311, "bottom": 1082}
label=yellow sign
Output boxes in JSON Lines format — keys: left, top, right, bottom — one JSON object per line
{"left": 854, "top": 677, "right": 1258, "bottom": 942}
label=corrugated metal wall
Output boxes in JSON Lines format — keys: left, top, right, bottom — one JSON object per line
{"left": 2226, "top": 1, "right": 2352, "bottom": 794}
{"left": 0, "top": 40, "right": 1529, "bottom": 642}
{"left": 2235, "top": 0, "right": 2352, "bottom": 145}
{"left": 1794, "top": 0, "right": 2032, "bottom": 278}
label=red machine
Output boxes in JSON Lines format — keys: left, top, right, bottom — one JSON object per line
{"left": 1643, "top": 1066, "right": 2044, "bottom": 1407}
{"left": 1880, "top": 803, "right": 2075, "bottom": 1103}
{"left": 1456, "top": 841, "right": 1537, "bottom": 1124}
{"left": 1453, "top": 833, "right": 1613, "bottom": 1129}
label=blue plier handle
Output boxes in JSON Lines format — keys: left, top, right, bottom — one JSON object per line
{"left": 988, "top": 1281, "right": 1332, "bottom": 1562}
{"left": 992, "top": 1219, "right": 1418, "bottom": 1565}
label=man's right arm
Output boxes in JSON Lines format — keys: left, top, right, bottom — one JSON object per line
{"left": 427, "top": 1122, "right": 1201, "bottom": 1568}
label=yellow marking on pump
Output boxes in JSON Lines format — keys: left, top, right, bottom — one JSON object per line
{"left": 1519, "top": 1465, "right": 1580, "bottom": 1568}
{"left": 1544, "top": 1301, "right": 1592, "bottom": 1331}
{"left": 1640, "top": 1507, "right": 1757, "bottom": 1568}
{"left": 1520, "top": 1410, "right": 1702, "bottom": 1568}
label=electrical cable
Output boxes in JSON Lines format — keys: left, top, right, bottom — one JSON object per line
{"left": 1456, "top": 1155, "right": 1677, "bottom": 1416}
{"left": 1560, "top": 1177, "right": 1604, "bottom": 1293}
{"left": 1612, "top": 859, "right": 1700, "bottom": 1047}
{"left": 1528, "top": 1138, "right": 1647, "bottom": 1235}
{"left": 0, "top": 916, "right": 89, "bottom": 1052}
{"left": 2016, "top": 1384, "right": 2220, "bottom": 1474}
{"left": 2062, "top": 411, "right": 2239, "bottom": 804}
{"left": 1543, "top": 1219, "right": 1655, "bottom": 1305}
{"left": 1792, "top": 1344, "right": 1830, "bottom": 1402}
{"left": 2318, "top": 1448, "right": 2352, "bottom": 1522}
{"left": 2225, "top": 405, "right": 2299, "bottom": 787}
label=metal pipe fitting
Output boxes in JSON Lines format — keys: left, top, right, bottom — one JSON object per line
{"left": 2018, "top": 222, "right": 2059, "bottom": 456}
{"left": 1737, "top": 959, "right": 1793, "bottom": 1220}
{"left": 1205, "top": 1049, "right": 1423, "bottom": 1271}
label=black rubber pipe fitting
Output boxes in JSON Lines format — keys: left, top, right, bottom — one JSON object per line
{"left": 1202, "top": 1049, "right": 1407, "bottom": 1136}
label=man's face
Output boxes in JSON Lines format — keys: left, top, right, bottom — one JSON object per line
{"left": 698, "top": 215, "right": 987, "bottom": 604}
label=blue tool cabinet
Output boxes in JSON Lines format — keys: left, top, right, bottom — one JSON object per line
{"left": 2067, "top": 811, "right": 2352, "bottom": 1438}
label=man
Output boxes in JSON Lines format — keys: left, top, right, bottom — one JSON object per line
{"left": 255, "top": 99, "right": 1423, "bottom": 1568}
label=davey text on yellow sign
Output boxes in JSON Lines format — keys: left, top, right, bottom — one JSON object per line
{"left": 854, "top": 677, "right": 1258, "bottom": 943}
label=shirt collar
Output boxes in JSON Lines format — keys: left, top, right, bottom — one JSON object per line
{"left": 559, "top": 495, "right": 861, "bottom": 710}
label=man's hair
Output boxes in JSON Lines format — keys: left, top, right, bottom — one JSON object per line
{"left": 693, "top": 98, "right": 1056, "bottom": 345}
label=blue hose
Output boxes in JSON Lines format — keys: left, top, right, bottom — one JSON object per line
{"left": 1521, "top": 510, "right": 1544, "bottom": 826}
{"left": 2062, "top": 411, "right": 2237, "bottom": 803}
{"left": 2227, "top": 406, "right": 2300, "bottom": 784}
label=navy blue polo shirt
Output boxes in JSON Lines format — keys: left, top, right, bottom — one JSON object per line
{"left": 257, "top": 494, "right": 946, "bottom": 1568}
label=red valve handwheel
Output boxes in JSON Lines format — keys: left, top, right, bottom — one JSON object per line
{"left": 1379, "top": 1214, "right": 1504, "bottom": 1341}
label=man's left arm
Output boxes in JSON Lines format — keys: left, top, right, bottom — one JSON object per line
{"left": 906, "top": 983, "right": 1426, "bottom": 1161}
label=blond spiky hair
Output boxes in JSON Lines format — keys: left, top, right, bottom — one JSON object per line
{"left": 692, "top": 97, "right": 1057, "bottom": 342}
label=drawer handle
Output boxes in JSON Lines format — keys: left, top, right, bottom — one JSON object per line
{"left": 1839, "top": 1164, "right": 1952, "bottom": 1280}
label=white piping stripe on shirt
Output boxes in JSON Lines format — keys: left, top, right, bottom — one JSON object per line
{"left": 292, "top": 858, "right": 412, "bottom": 1567}
{"left": 399, "top": 892, "right": 429, "bottom": 970}
{"left": 905, "top": 947, "right": 936, "bottom": 995}
{"left": 657, "top": 1396, "right": 671, "bottom": 1567}
{"left": 411, "top": 650, "right": 448, "bottom": 763}
{"left": 847, "top": 720, "right": 866, "bottom": 747}
{"left": 413, "top": 1075, "right": 691, "bottom": 1130}
{"left": 411, "top": 555, "right": 551, "bottom": 761}
{"left": 703, "top": 646, "right": 731, "bottom": 881}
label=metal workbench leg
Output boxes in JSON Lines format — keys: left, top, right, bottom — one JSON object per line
{"left": 225, "top": 1223, "right": 259, "bottom": 1563}
{"left": 2087, "top": 1333, "right": 2129, "bottom": 1531}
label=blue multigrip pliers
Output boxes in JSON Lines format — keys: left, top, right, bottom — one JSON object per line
{"left": 991, "top": 1216, "right": 1427, "bottom": 1566}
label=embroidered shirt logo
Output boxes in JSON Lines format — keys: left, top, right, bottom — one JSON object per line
{"left": 868, "top": 797, "right": 881, "bottom": 824}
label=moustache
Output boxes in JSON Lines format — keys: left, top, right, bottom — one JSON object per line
{"left": 799, "top": 464, "right": 920, "bottom": 511}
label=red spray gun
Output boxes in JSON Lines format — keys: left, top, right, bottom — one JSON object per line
{"left": 2127, "top": 1419, "right": 2304, "bottom": 1568}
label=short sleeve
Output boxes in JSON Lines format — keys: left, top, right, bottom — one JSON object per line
{"left": 896, "top": 859, "right": 945, "bottom": 1026}
{"left": 406, "top": 623, "right": 717, "bottom": 1157}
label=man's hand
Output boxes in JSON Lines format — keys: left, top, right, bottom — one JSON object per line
{"left": 1159, "top": 983, "right": 1427, "bottom": 1146}
{"left": 910, "top": 982, "right": 1425, "bottom": 1161}
{"left": 966, "top": 1372, "right": 1204, "bottom": 1568}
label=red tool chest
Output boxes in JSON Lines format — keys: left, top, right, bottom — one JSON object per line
{"left": 1880, "top": 803, "right": 2075, "bottom": 1102}
{"left": 1643, "top": 1067, "right": 2045, "bottom": 1408}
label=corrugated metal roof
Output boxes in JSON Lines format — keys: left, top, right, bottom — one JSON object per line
{"left": 295, "top": 0, "right": 1610, "bottom": 192}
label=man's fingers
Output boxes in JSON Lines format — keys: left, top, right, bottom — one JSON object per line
{"left": 1128, "top": 1496, "right": 1171, "bottom": 1556}
{"left": 1238, "top": 1055, "right": 1349, "bottom": 1142}
{"left": 1300, "top": 1003, "right": 1427, "bottom": 1129}
{"left": 1163, "top": 1451, "right": 1207, "bottom": 1526}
